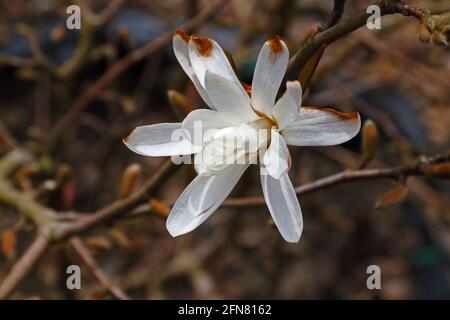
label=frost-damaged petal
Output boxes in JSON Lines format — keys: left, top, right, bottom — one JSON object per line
{"left": 263, "top": 130, "right": 290, "bottom": 179}
{"left": 188, "top": 35, "right": 244, "bottom": 93}
{"left": 205, "top": 71, "right": 259, "bottom": 122}
{"left": 123, "top": 123, "right": 200, "bottom": 156}
{"left": 166, "top": 164, "right": 249, "bottom": 236}
{"left": 252, "top": 36, "right": 289, "bottom": 116}
{"left": 182, "top": 109, "right": 238, "bottom": 145}
{"left": 173, "top": 31, "right": 214, "bottom": 109}
{"left": 260, "top": 169, "right": 303, "bottom": 243}
{"left": 272, "top": 80, "right": 302, "bottom": 130}
{"left": 282, "top": 107, "right": 361, "bottom": 146}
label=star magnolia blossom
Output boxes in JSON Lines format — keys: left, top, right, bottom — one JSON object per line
{"left": 124, "top": 31, "right": 361, "bottom": 242}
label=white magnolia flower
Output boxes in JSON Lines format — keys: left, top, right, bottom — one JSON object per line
{"left": 124, "top": 31, "right": 361, "bottom": 243}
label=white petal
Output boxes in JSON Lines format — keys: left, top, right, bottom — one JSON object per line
{"left": 123, "top": 123, "right": 200, "bottom": 156}
{"left": 188, "top": 36, "right": 241, "bottom": 89}
{"left": 173, "top": 32, "right": 214, "bottom": 109}
{"left": 182, "top": 109, "right": 239, "bottom": 145}
{"left": 194, "top": 125, "right": 259, "bottom": 175}
{"left": 263, "top": 130, "right": 290, "bottom": 179}
{"left": 260, "top": 169, "right": 303, "bottom": 243}
{"left": 204, "top": 70, "right": 259, "bottom": 123}
{"left": 166, "top": 164, "right": 249, "bottom": 236}
{"left": 282, "top": 107, "right": 361, "bottom": 146}
{"left": 272, "top": 81, "right": 302, "bottom": 130}
{"left": 251, "top": 37, "right": 289, "bottom": 116}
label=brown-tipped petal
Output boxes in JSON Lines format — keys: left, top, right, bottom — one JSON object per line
{"left": 281, "top": 106, "right": 361, "bottom": 146}
{"left": 252, "top": 37, "right": 289, "bottom": 116}
{"left": 172, "top": 32, "right": 214, "bottom": 109}
{"left": 175, "top": 29, "right": 190, "bottom": 42}
{"left": 187, "top": 35, "right": 247, "bottom": 101}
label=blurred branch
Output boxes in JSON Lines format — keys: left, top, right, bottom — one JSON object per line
{"left": 0, "top": 230, "right": 50, "bottom": 300}
{"left": 286, "top": 0, "right": 427, "bottom": 79}
{"left": 0, "top": 178, "right": 57, "bottom": 226}
{"left": 223, "top": 151, "right": 450, "bottom": 207}
{"left": 16, "top": 23, "right": 58, "bottom": 74}
{"left": 0, "top": 148, "right": 177, "bottom": 298}
{"left": 69, "top": 236, "right": 130, "bottom": 300}
{"left": 54, "top": 159, "right": 177, "bottom": 239}
{"left": 47, "top": 0, "right": 229, "bottom": 148}
{"left": 0, "top": 54, "right": 35, "bottom": 68}
{"left": 57, "top": 0, "right": 128, "bottom": 79}
{"left": 0, "top": 120, "right": 17, "bottom": 151}
{"left": 322, "top": 0, "right": 346, "bottom": 30}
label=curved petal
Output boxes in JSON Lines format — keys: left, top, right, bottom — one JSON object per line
{"left": 251, "top": 37, "right": 289, "bottom": 116}
{"left": 204, "top": 70, "right": 260, "bottom": 122}
{"left": 263, "top": 130, "right": 290, "bottom": 179}
{"left": 173, "top": 31, "right": 214, "bottom": 109}
{"left": 166, "top": 164, "right": 249, "bottom": 236}
{"left": 188, "top": 35, "right": 242, "bottom": 91}
{"left": 123, "top": 123, "right": 200, "bottom": 156}
{"left": 272, "top": 80, "right": 302, "bottom": 130}
{"left": 282, "top": 107, "right": 361, "bottom": 146}
{"left": 260, "top": 169, "right": 303, "bottom": 243}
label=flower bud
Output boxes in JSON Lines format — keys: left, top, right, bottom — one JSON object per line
{"left": 149, "top": 198, "right": 170, "bottom": 218}
{"left": 167, "top": 90, "right": 192, "bottom": 119}
{"left": 425, "top": 163, "right": 450, "bottom": 180}
{"left": 118, "top": 163, "right": 141, "bottom": 198}
{"left": 360, "top": 119, "right": 378, "bottom": 168}
{"left": 375, "top": 184, "right": 408, "bottom": 210}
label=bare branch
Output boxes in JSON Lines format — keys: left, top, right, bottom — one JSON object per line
{"left": 323, "top": 0, "right": 346, "bottom": 30}
{"left": 47, "top": 0, "right": 229, "bottom": 147}
{"left": 286, "top": 0, "right": 426, "bottom": 79}
{"left": 70, "top": 237, "right": 130, "bottom": 300}
{"left": 223, "top": 152, "right": 450, "bottom": 207}
{"left": 54, "top": 159, "right": 176, "bottom": 239}
{"left": 0, "top": 230, "right": 50, "bottom": 300}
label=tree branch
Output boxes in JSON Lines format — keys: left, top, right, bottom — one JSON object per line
{"left": 223, "top": 152, "right": 450, "bottom": 207}
{"left": 47, "top": 0, "right": 229, "bottom": 147}
{"left": 54, "top": 159, "right": 177, "bottom": 240}
{"left": 322, "top": 0, "right": 346, "bottom": 30}
{"left": 69, "top": 236, "right": 130, "bottom": 300}
{"left": 0, "top": 230, "right": 50, "bottom": 300}
{"left": 286, "top": 0, "right": 426, "bottom": 79}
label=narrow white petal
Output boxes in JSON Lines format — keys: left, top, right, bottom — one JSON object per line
{"left": 282, "top": 107, "right": 361, "bottom": 146}
{"left": 166, "top": 164, "right": 249, "bottom": 236}
{"left": 173, "top": 32, "right": 214, "bottom": 109}
{"left": 263, "top": 130, "right": 290, "bottom": 179}
{"left": 123, "top": 123, "right": 200, "bottom": 156}
{"left": 204, "top": 71, "right": 259, "bottom": 123}
{"left": 272, "top": 81, "right": 302, "bottom": 130}
{"left": 260, "top": 169, "right": 303, "bottom": 243}
{"left": 251, "top": 37, "right": 289, "bottom": 116}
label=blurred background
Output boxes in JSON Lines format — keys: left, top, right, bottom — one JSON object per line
{"left": 0, "top": 0, "right": 450, "bottom": 299}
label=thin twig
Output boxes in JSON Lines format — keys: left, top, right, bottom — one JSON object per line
{"left": 47, "top": 0, "right": 229, "bottom": 147}
{"left": 286, "top": 0, "right": 425, "bottom": 79}
{"left": 53, "top": 159, "right": 177, "bottom": 240}
{"left": 0, "top": 230, "right": 50, "bottom": 300}
{"left": 323, "top": 0, "right": 346, "bottom": 30}
{"left": 69, "top": 236, "right": 130, "bottom": 300}
{"left": 222, "top": 152, "right": 450, "bottom": 207}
